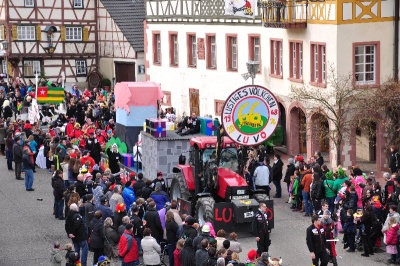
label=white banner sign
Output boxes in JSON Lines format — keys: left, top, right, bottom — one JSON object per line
{"left": 225, "top": 0, "right": 256, "bottom": 18}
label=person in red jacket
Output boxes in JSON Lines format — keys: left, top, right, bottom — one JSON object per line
{"left": 65, "top": 118, "right": 75, "bottom": 137}
{"left": 385, "top": 217, "right": 399, "bottom": 263}
{"left": 118, "top": 223, "right": 139, "bottom": 265}
{"left": 69, "top": 123, "right": 84, "bottom": 139}
{"left": 80, "top": 150, "right": 95, "bottom": 173}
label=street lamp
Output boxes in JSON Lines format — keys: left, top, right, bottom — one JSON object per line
{"left": 2, "top": 40, "right": 8, "bottom": 82}
{"left": 242, "top": 60, "right": 260, "bottom": 85}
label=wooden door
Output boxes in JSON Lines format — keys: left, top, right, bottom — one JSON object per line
{"left": 189, "top": 88, "right": 200, "bottom": 115}
{"left": 115, "top": 62, "right": 135, "bottom": 82}
{"left": 299, "top": 111, "right": 307, "bottom": 153}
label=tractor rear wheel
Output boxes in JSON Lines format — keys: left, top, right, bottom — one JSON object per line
{"left": 170, "top": 172, "right": 190, "bottom": 201}
{"left": 195, "top": 197, "right": 215, "bottom": 226}
{"left": 254, "top": 193, "right": 269, "bottom": 202}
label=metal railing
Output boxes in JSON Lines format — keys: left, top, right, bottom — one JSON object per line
{"left": 258, "top": 1, "right": 308, "bottom": 24}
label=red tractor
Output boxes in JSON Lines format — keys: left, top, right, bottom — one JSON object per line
{"left": 170, "top": 135, "right": 269, "bottom": 226}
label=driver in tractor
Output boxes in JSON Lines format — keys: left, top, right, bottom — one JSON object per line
{"left": 203, "top": 152, "right": 218, "bottom": 191}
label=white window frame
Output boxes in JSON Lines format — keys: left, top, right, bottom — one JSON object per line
{"left": 253, "top": 37, "right": 260, "bottom": 62}
{"left": 73, "top": 0, "right": 83, "bottom": 8}
{"left": 23, "top": 60, "right": 41, "bottom": 77}
{"left": 75, "top": 60, "right": 87, "bottom": 75}
{"left": 210, "top": 36, "right": 216, "bottom": 68}
{"left": 355, "top": 45, "right": 376, "bottom": 85}
{"left": 231, "top": 37, "right": 237, "bottom": 70}
{"left": 290, "top": 42, "right": 303, "bottom": 79}
{"left": 65, "top": 27, "right": 82, "bottom": 41}
{"left": 311, "top": 44, "right": 326, "bottom": 83}
{"left": 191, "top": 35, "right": 197, "bottom": 66}
{"left": 172, "top": 35, "right": 178, "bottom": 65}
{"left": 25, "top": 0, "right": 35, "bottom": 7}
{"left": 271, "top": 40, "right": 282, "bottom": 76}
{"left": 17, "top": 26, "right": 36, "bottom": 40}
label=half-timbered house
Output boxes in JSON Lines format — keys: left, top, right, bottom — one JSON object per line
{"left": 0, "top": 0, "right": 145, "bottom": 88}
{"left": 144, "top": 0, "right": 396, "bottom": 170}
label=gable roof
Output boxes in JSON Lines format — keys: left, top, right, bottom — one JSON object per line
{"left": 100, "top": 0, "right": 145, "bottom": 52}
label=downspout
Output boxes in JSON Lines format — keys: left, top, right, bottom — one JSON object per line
{"left": 395, "top": 0, "right": 399, "bottom": 81}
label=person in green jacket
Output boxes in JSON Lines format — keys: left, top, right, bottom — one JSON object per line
{"left": 333, "top": 168, "right": 349, "bottom": 193}
{"left": 323, "top": 171, "right": 336, "bottom": 214}
{"left": 292, "top": 170, "right": 302, "bottom": 212}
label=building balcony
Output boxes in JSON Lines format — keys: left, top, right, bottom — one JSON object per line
{"left": 258, "top": 1, "right": 308, "bottom": 28}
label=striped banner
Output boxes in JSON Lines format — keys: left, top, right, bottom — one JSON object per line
{"left": 37, "top": 86, "right": 64, "bottom": 104}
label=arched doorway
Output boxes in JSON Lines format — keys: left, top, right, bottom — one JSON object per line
{"left": 289, "top": 107, "right": 307, "bottom": 154}
{"left": 278, "top": 102, "right": 286, "bottom": 146}
{"left": 310, "top": 113, "right": 330, "bottom": 152}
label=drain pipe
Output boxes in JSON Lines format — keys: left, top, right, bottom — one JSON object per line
{"left": 395, "top": 0, "right": 399, "bottom": 81}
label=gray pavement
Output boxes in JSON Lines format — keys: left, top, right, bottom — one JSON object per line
{"left": 0, "top": 156, "right": 391, "bottom": 266}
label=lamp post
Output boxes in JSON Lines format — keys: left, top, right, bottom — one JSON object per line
{"left": 246, "top": 60, "right": 260, "bottom": 85}
{"left": 2, "top": 40, "right": 8, "bottom": 82}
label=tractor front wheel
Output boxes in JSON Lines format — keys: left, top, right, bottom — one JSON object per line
{"left": 195, "top": 197, "right": 215, "bottom": 226}
{"left": 170, "top": 172, "right": 190, "bottom": 201}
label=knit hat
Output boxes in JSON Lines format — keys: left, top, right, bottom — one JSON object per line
{"left": 157, "top": 171, "right": 163, "bottom": 177}
{"left": 247, "top": 249, "right": 257, "bottom": 261}
{"left": 115, "top": 203, "right": 126, "bottom": 213}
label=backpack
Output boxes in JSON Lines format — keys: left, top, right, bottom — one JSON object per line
{"left": 121, "top": 233, "right": 133, "bottom": 257}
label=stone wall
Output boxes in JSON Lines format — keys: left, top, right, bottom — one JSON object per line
{"left": 141, "top": 131, "right": 191, "bottom": 185}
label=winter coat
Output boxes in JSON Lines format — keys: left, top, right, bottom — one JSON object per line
{"left": 89, "top": 217, "right": 104, "bottom": 249}
{"left": 50, "top": 248, "right": 63, "bottom": 266}
{"left": 142, "top": 236, "right": 161, "bottom": 265}
{"left": 65, "top": 210, "right": 87, "bottom": 243}
{"left": 343, "top": 216, "right": 356, "bottom": 234}
{"left": 104, "top": 225, "right": 120, "bottom": 258}
{"left": 386, "top": 224, "right": 399, "bottom": 245}
{"left": 193, "top": 232, "right": 210, "bottom": 251}
{"left": 52, "top": 176, "right": 66, "bottom": 200}
{"left": 12, "top": 143, "right": 23, "bottom": 163}
{"left": 272, "top": 159, "right": 284, "bottom": 181}
{"left": 119, "top": 229, "right": 139, "bottom": 263}
{"left": 166, "top": 220, "right": 179, "bottom": 243}
{"left": 311, "top": 181, "right": 324, "bottom": 200}
{"left": 85, "top": 202, "right": 95, "bottom": 228}
{"left": 106, "top": 149, "right": 122, "bottom": 174}
{"left": 94, "top": 204, "right": 114, "bottom": 221}
{"left": 284, "top": 163, "right": 295, "bottom": 184}
{"left": 75, "top": 180, "right": 87, "bottom": 198}
{"left": 323, "top": 179, "right": 336, "bottom": 198}
{"left": 301, "top": 170, "right": 313, "bottom": 193}
{"left": 122, "top": 186, "right": 136, "bottom": 208}
{"left": 174, "top": 249, "right": 182, "bottom": 266}
{"left": 343, "top": 192, "right": 358, "bottom": 213}
{"left": 229, "top": 239, "right": 242, "bottom": 253}
{"left": 180, "top": 237, "right": 196, "bottom": 266}
{"left": 306, "top": 224, "right": 327, "bottom": 253}
{"left": 333, "top": 176, "right": 349, "bottom": 193}
{"left": 202, "top": 256, "right": 218, "bottom": 266}
{"left": 181, "top": 224, "right": 198, "bottom": 240}
{"left": 144, "top": 207, "right": 163, "bottom": 241}
{"left": 150, "top": 190, "right": 170, "bottom": 211}
{"left": 195, "top": 248, "right": 209, "bottom": 266}
{"left": 383, "top": 212, "right": 400, "bottom": 232}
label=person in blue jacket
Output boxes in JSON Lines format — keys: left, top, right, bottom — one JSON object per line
{"left": 94, "top": 195, "right": 114, "bottom": 221}
{"left": 150, "top": 183, "right": 170, "bottom": 210}
{"left": 122, "top": 181, "right": 136, "bottom": 208}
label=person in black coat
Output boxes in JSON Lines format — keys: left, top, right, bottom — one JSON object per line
{"left": 106, "top": 144, "right": 122, "bottom": 174}
{"left": 389, "top": 146, "right": 400, "bottom": 174}
{"left": 75, "top": 175, "right": 87, "bottom": 198}
{"left": 272, "top": 153, "right": 284, "bottom": 198}
{"left": 2, "top": 100, "right": 12, "bottom": 120}
{"left": 180, "top": 237, "right": 195, "bottom": 266}
{"left": 86, "top": 132, "right": 101, "bottom": 164}
{"left": 310, "top": 173, "right": 324, "bottom": 214}
{"left": 52, "top": 170, "right": 66, "bottom": 220}
{"left": 360, "top": 205, "right": 377, "bottom": 257}
{"left": 180, "top": 216, "right": 198, "bottom": 240}
{"left": 143, "top": 201, "right": 163, "bottom": 242}
{"left": 166, "top": 211, "right": 179, "bottom": 266}
{"left": 283, "top": 157, "right": 295, "bottom": 199}
{"left": 306, "top": 215, "right": 329, "bottom": 266}
{"left": 133, "top": 173, "right": 146, "bottom": 198}
{"left": 202, "top": 247, "right": 217, "bottom": 266}
{"left": 178, "top": 113, "right": 200, "bottom": 136}
{"left": 89, "top": 211, "right": 104, "bottom": 264}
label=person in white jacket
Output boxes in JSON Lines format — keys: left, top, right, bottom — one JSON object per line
{"left": 253, "top": 159, "right": 270, "bottom": 197}
{"left": 141, "top": 228, "right": 161, "bottom": 266}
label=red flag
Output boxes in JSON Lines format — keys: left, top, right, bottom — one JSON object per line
{"left": 38, "top": 87, "right": 48, "bottom": 97}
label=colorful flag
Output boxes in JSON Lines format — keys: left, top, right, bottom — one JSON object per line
{"left": 225, "top": 0, "right": 256, "bottom": 18}
{"left": 37, "top": 86, "right": 64, "bottom": 104}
